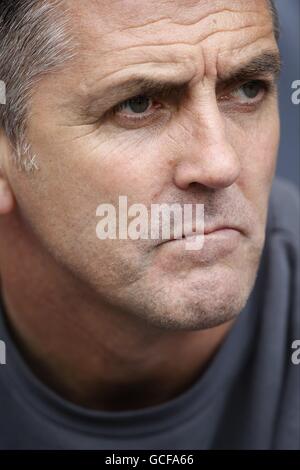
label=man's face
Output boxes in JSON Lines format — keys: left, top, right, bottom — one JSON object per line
{"left": 6, "top": 0, "right": 280, "bottom": 329}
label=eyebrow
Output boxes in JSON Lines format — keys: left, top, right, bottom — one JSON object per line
{"left": 81, "top": 50, "right": 281, "bottom": 116}
{"left": 219, "top": 51, "right": 281, "bottom": 85}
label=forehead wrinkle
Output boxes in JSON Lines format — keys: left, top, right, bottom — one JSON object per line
{"left": 88, "top": 0, "right": 271, "bottom": 29}
{"left": 88, "top": 15, "right": 271, "bottom": 57}
{"left": 76, "top": 20, "right": 275, "bottom": 91}
{"left": 72, "top": 0, "right": 274, "bottom": 57}
{"left": 64, "top": 0, "right": 276, "bottom": 77}
{"left": 92, "top": 28, "right": 276, "bottom": 89}
{"left": 75, "top": 50, "right": 196, "bottom": 97}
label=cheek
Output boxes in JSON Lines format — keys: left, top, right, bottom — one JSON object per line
{"left": 68, "top": 130, "right": 170, "bottom": 206}
{"left": 227, "top": 108, "right": 279, "bottom": 186}
{"left": 225, "top": 107, "right": 279, "bottom": 227}
{"left": 252, "top": 116, "right": 279, "bottom": 182}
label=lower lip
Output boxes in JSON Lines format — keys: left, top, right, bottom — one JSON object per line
{"left": 160, "top": 228, "right": 242, "bottom": 261}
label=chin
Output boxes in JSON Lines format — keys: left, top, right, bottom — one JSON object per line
{"left": 152, "top": 295, "right": 247, "bottom": 332}
{"left": 132, "top": 263, "right": 259, "bottom": 332}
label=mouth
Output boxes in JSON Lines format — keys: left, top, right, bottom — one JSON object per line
{"left": 157, "top": 226, "right": 243, "bottom": 263}
{"left": 158, "top": 225, "right": 243, "bottom": 245}
{"left": 203, "top": 225, "right": 244, "bottom": 236}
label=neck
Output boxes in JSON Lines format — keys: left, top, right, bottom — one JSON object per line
{"left": 0, "top": 214, "right": 234, "bottom": 411}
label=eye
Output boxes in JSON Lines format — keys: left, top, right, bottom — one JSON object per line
{"left": 112, "top": 94, "right": 165, "bottom": 129}
{"left": 231, "top": 80, "right": 267, "bottom": 103}
{"left": 241, "top": 81, "right": 263, "bottom": 98}
{"left": 116, "top": 95, "right": 153, "bottom": 115}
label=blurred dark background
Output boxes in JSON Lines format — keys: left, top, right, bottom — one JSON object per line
{"left": 275, "top": 0, "right": 300, "bottom": 188}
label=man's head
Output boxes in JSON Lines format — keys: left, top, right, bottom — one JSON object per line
{"left": 0, "top": 0, "right": 281, "bottom": 330}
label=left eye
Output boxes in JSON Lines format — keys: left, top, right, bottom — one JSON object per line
{"left": 117, "top": 95, "right": 152, "bottom": 114}
{"left": 232, "top": 80, "right": 265, "bottom": 102}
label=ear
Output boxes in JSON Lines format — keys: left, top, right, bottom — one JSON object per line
{"left": 0, "top": 129, "right": 15, "bottom": 215}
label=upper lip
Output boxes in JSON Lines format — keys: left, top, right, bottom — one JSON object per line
{"left": 183, "top": 224, "right": 242, "bottom": 237}
{"left": 159, "top": 224, "right": 243, "bottom": 245}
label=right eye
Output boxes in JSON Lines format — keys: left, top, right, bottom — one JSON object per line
{"left": 111, "top": 94, "right": 165, "bottom": 129}
{"left": 116, "top": 96, "right": 153, "bottom": 115}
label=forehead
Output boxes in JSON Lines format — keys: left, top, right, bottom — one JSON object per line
{"left": 62, "top": 0, "right": 276, "bottom": 92}
{"left": 70, "top": 0, "right": 271, "bottom": 31}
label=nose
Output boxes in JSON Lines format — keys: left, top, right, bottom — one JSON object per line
{"left": 173, "top": 104, "right": 241, "bottom": 191}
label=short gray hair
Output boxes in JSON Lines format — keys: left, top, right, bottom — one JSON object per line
{"left": 0, "top": 0, "right": 75, "bottom": 170}
{"left": 0, "top": 0, "right": 279, "bottom": 171}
